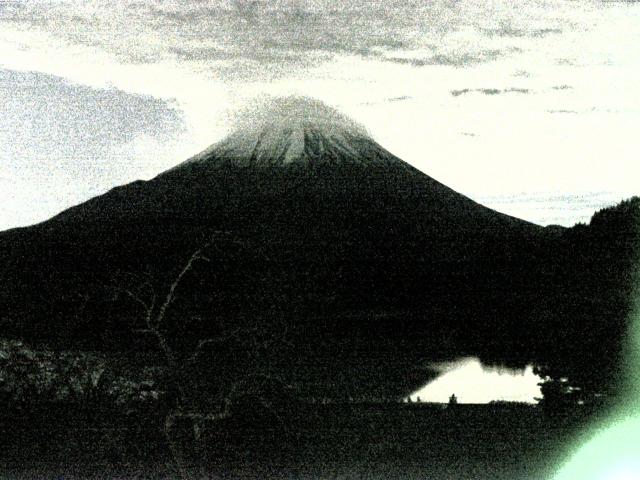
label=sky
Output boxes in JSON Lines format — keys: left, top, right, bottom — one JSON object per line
{"left": 1, "top": 0, "right": 639, "bottom": 231}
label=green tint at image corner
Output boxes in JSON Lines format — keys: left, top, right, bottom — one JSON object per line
{"left": 553, "top": 277, "right": 640, "bottom": 480}
{"left": 553, "top": 414, "right": 640, "bottom": 480}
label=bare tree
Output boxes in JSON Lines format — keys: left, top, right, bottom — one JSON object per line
{"left": 109, "top": 233, "right": 294, "bottom": 479}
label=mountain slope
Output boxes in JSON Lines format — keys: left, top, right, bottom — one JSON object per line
{"left": 0, "top": 97, "right": 559, "bottom": 399}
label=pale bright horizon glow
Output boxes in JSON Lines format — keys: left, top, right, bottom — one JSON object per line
{"left": 407, "top": 357, "right": 542, "bottom": 404}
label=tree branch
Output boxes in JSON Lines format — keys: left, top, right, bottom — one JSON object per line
{"left": 120, "top": 287, "right": 153, "bottom": 315}
{"left": 152, "top": 242, "right": 212, "bottom": 331}
{"left": 186, "top": 326, "right": 260, "bottom": 364}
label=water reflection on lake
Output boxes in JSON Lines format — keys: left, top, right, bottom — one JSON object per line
{"left": 406, "top": 357, "right": 542, "bottom": 404}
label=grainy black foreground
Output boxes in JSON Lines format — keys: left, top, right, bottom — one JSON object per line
{"left": 0, "top": 401, "right": 601, "bottom": 480}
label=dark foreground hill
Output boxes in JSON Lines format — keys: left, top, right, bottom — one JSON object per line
{"left": 0, "top": 97, "right": 637, "bottom": 401}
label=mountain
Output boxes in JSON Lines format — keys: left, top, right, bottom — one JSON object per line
{"left": 0, "top": 96, "right": 634, "bottom": 401}
{"left": 174, "top": 96, "right": 399, "bottom": 169}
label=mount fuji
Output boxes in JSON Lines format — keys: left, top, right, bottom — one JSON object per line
{"left": 2, "top": 96, "right": 629, "bottom": 400}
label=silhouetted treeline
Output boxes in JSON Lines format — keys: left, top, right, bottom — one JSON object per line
{"left": 533, "top": 197, "right": 639, "bottom": 408}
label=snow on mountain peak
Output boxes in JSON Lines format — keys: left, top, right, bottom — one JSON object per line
{"left": 178, "top": 96, "right": 401, "bottom": 169}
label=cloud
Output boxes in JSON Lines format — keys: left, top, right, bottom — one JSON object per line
{"left": 3, "top": 2, "right": 400, "bottom": 75}
{"left": 381, "top": 49, "right": 505, "bottom": 67}
{"left": 483, "top": 25, "right": 563, "bottom": 38}
{"left": 0, "top": 67, "right": 187, "bottom": 228}
{"left": 0, "top": 0, "right": 575, "bottom": 80}
{"left": 450, "top": 84, "right": 572, "bottom": 98}
{"left": 547, "top": 109, "right": 579, "bottom": 114}
{"left": 0, "top": 67, "right": 184, "bottom": 158}
{"left": 388, "top": 95, "right": 411, "bottom": 102}
{"left": 451, "top": 87, "right": 531, "bottom": 96}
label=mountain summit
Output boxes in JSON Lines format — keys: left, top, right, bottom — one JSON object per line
{"left": 175, "top": 96, "right": 402, "bottom": 169}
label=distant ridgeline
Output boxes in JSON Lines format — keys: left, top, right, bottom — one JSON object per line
{"left": 0, "top": 97, "right": 637, "bottom": 402}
